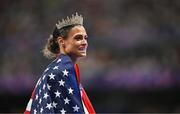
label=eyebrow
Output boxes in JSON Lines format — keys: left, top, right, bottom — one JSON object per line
{"left": 72, "top": 33, "right": 88, "bottom": 38}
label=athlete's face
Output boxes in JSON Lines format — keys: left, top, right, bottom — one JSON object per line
{"left": 63, "top": 25, "right": 88, "bottom": 59}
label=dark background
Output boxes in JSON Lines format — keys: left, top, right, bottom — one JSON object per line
{"left": 1, "top": 0, "right": 180, "bottom": 113}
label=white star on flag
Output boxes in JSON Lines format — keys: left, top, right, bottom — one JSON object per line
{"left": 44, "top": 67, "right": 50, "bottom": 72}
{"left": 35, "top": 94, "right": 38, "bottom": 100}
{"left": 62, "top": 69, "right": 69, "bottom": 77}
{"left": 47, "top": 84, "right": 51, "bottom": 90}
{"left": 68, "top": 87, "right": 74, "bottom": 94}
{"left": 52, "top": 101, "right": 57, "bottom": 108}
{"left": 42, "top": 74, "right": 46, "bottom": 80}
{"left": 57, "top": 58, "right": 62, "bottom": 63}
{"left": 49, "top": 73, "right": 55, "bottom": 80}
{"left": 73, "top": 105, "right": 80, "bottom": 112}
{"left": 43, "top": 92, "right": 49, "bottom": 99}
{"left": 39, "top": 89, "right": 42, "bottom": 94}
{"left": 59, "top": 79, "right": 65, "bottom": 86}
{"left": 40, "top": 107, "right": 43, "bottom": 113}
{"left": 33, "top": 109, "right": 37, "bottom": 114}
{"left": 53, "top": 66, "right": 59, "bottom": 70}
{"left": 43, "top": 84, "right": 46, "bottom": 90}
{"left": 60, "top": 108, "right": 66, "bottom": 114}
{"left": 54, "top": 90, "right": 61, "bottom": 97}
{"left": 46, "top": 103, "right": 53, "bottom": 110}
{"left": 64, "top": 97, "right": 70, "bottom": 104}
{"left": 39, "top": 98, "right": 42, "bottom": 104}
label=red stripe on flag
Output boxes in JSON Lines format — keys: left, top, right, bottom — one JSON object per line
{"left": 24, "top": 110, "right": 30, "bottom": 114}
{"left": 74, "top": 64, "right": 80, "bottom": 85}
{"left": 82, "top": 88, "right": 96, "bottom": 114}
{"left": 74, "top": 64, "right": 95, "bottom": 114}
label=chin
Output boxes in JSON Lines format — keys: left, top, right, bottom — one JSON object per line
{"left": 79, "top": 52, "right": 87, "bottom": 57}
{"left": 80, "top": 54, "right": 86, "bottom": 57}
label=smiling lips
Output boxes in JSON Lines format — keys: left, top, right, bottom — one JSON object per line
{"left": 79, "top": 47, "right": 87, "bottom": 51}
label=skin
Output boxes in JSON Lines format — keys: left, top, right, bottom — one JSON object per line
{"left": 58, "top": 25, "right": 88, "bottom": 64}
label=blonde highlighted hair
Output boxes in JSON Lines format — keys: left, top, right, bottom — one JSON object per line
{"left": 42, "top": 35, "right": 57, "bottom": 59}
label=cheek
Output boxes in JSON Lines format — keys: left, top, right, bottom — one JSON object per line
{"left": 66, "top": 44, "right": 73, "bottom": 51}
{"left": 73, "top": 41, "right": 81, "bottom": 47}
{"left": 64, "top": 42, "right": 72, "bottom": 51}
{"left": 65, "top": 42, "right": 78, "bottom": 51}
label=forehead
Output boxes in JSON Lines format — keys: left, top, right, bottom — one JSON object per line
{"left": 68, "top": 25, "right": 87, "bottom": 37}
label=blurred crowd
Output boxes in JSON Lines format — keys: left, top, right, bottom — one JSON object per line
{"left": 0, "top": 0, "right": 180, "bottom": 112}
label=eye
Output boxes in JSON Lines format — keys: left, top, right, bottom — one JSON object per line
{"left": 74, "top": 35, "right": 82, "bottom": 41}
{"left": 85, "top": 35, "right": 88, "bottom": 40}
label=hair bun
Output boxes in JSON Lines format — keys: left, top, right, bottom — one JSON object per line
{"left": 42, "top": 35, "right": 59, "bottom": 59}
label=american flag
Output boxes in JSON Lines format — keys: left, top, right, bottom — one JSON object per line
{"left": 24, "top": 54, "right": 95, "bottom": 114}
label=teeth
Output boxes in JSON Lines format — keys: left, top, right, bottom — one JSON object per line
{"left": 79, "top": 47, "right": 86, "bottom": 50}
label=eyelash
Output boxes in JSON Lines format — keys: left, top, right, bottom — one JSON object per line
{"left": 75, "top": 37, "right": 81, "bottom": 40}
{"left": 75, "top": 36, "right": 88, "bottom": 40}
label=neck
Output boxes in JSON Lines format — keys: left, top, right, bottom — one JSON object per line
{"left": 60, "top": 49, "right": 77, "bottom": 64}
{"left": 69, "top": 55, "right": 77, "bottom": 64}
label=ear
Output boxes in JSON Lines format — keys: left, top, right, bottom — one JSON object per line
{"left": 57, "top": 37, "right": 65, "bottom": 47}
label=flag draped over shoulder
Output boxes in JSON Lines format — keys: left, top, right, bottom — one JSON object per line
{"left": 24, "top": 54, "right": 95, "bottom": 114}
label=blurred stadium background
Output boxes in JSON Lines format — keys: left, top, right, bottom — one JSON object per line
{"left": 1, "top": 0, "right": 180, "bottom": 113}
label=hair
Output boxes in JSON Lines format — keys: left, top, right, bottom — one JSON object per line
{"left": 42, "top": 24, "right": 80, "bottom": 59}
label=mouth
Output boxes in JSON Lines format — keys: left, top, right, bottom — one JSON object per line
{"left": 78, "top": 47, "right": 87, "bottom": 52}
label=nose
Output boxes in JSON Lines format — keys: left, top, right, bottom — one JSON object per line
{"left": 81, "top": 38, "right": 88, "bottom": 46}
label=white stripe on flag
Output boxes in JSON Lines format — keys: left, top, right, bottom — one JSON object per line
{"left": 26, "top": 99, "right": 33, "bottom": 111}
{"left": 81, "top": 91, "right": 89, "bottom": 114}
